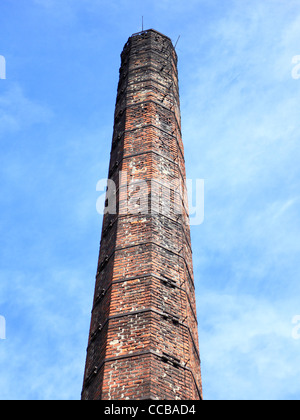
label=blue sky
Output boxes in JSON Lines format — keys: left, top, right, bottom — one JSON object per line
{"left": 0, "top": 0, "right": 300, "bottom": 400}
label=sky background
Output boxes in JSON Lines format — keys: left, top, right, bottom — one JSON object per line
{"left": 0, "top": 0, "right": 300, "bottom": 400}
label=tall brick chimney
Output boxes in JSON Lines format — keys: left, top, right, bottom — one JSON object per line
{"left": 81, "top": 29, "right": 203, "bottom": 400}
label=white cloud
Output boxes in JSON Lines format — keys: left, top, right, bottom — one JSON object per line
{"left": 0, "top": 268, "right": 92, "bottom": 399}
{"left": 197, "top": 290, "right": 300, "bottom": 400}
{"left": 0, "top": 84, "right": 53, "bottom": 136}
{"left": 0, "top": 0, "right": 299, "bottom": 400}
{"left": 181, "top": 1, "right": 300, "bottom": 400}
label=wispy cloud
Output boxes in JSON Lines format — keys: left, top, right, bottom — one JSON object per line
{"left": 175, "top": 0, "right": 300, "bottom": 400}
{"left": 198, "top": 290, "right": 300, "bottom": 400}
{"left": 0, "top": 84, "right": 53, "bottom": 136}
{"left": 0, "top": 267, "right": 93, "bottom": 399}
{"left": 0, "top": 0, "right": 299, "bottom": 400}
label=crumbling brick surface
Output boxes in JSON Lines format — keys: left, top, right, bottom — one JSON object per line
{"left": 81, "top": 29, "right": 202, "bottom": 401}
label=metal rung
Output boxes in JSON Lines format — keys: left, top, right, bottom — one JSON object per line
{"left": 161, "top": 276, "right": 177, "bottom": 289}
{"left": 94, "top": 289, "right": 107, "bottom": 306}
{"left": 90, "top": 324, "right": 103, "bottom": 342}
{"left": 85, "top": 366, "right": 98, "bottom": 386}
{"left": 162, "top": 313, "right": 180, "bottom": 325}
{"left": 162, "top": 352, "right": 181, "bottom": 368}
{"left": 97, "top": 256, "right": 109, "bottom": 273}
{"left": 102, "top": 220, "right": 113, "bottom": 238}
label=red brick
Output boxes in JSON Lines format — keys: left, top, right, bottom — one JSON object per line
{"left": 81, "top": 29, "right": 203, "bottom": 401}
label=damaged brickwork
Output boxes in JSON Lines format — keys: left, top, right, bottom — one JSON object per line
{"left": 82, "top": 29, "right": 203, "bottom": 401}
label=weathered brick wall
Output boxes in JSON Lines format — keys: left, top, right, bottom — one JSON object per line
{"left": 82, "top": 29, "right": 203, "bottom": 400}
